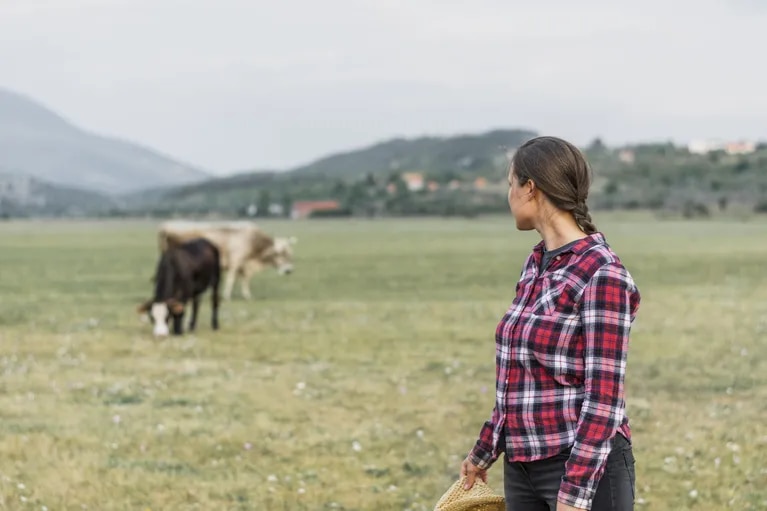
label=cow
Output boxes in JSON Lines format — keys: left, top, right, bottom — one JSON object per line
{"left": 157, "top": 220, "right": 296, "bottom": 301}
{"left": 138, "top": 237, "right": 221, "bottom": 337}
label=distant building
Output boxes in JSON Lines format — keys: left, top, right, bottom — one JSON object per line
{"left": 688, "top": 139, "right": 756, "bottom": 155}
{"left": 291, "top": 200, "right": 341, "bottom": 219}
{"left": 618, "top": 149, "right": 636, "bottom": 164}
{"left": 268, "top": 203, "right": 285, "bottom": 216}
{"left": 401, "top": 172, "right": 425, "bottom": 191}
{"left": 0, "top": 174, "right": 44, "bottom": 206}
{"left": 724, "top": 141, "right": 756, "bottom": 155}
{"left": 473, "top": 177, "right": 488, "bottom": 190}
{"left": 427, "top": 180, "right": 440, "bottom": 192}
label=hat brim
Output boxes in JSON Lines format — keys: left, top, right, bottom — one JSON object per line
{"left": 434, "top": 476, "right": 505, "bottom": 511}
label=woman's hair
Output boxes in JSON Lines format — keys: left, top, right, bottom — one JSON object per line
{"left": 510, "top": 136, "right": 597, "bottom": 234}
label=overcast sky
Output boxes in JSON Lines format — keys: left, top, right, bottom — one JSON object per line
{"left": 1, "top": 0, "right": 765, "bottom": 175}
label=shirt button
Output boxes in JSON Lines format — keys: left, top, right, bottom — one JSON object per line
{"left": 556, "top": 256, "right": 561, "bottom": 261}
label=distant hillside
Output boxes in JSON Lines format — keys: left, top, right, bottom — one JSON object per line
{"left": 289, "top": 128, "right": 536, "bottom": 179}
{"left": 154, "top": 129, "right": 537, "bottom": 207}
{"left": 125, "top": 132, "right": 767, "bottom": 219}
{"left": 0, "top": 172, "right": 116, "bottom": 217}
{"left": 0, "top": 88, "right": 210, "bottom": 194}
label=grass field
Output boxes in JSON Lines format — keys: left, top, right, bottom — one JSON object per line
{"left": 0, "top": 214, "right": 765, "bottom": 511}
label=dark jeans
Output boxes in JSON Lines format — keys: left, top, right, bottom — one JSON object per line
{"left": 502, "top": 433, "right": 635, "bottom": 511}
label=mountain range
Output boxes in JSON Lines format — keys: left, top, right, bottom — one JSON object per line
{"left": 1, "top": 87, "right": 541, "bottom": 215}
{"left": 0, "top": 88, "right": 209, "bottom": 196}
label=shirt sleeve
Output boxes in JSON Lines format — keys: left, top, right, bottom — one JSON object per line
{"left": 469, "top": 256, "right": 534, "bottom": 470}
{"left": 557, "top": 262, "right": 639, "bottom": 509}
{"left": 468, "top": 405, "right": 502, "bottom": 470}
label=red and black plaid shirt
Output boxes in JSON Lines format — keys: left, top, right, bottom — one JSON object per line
{"left": 469, "top": 232, "right": 640, "bottom": 510}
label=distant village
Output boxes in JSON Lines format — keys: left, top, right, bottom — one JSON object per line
{"left": 1, "top": 137, "right": 763, "bottom": 219}
{"left": 284, "top": 138, "right": 763, "bottom": 219}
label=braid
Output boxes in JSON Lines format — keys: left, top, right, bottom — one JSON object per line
{"left": 573, "top": 201, "right": 597, "bottom": 234}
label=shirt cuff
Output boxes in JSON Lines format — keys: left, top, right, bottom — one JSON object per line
{"left": 468, "top": 444, "right": 496, "bottom": 471}
{"left": 557, "top": 480, "right": 595, "bottom": 510}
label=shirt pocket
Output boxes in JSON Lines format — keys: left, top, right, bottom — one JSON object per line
{"left": 531, "top": 275, "right": 581, "bottom": 317}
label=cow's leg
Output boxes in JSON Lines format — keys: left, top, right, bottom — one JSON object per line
{"left": 211, "top": 267, "right": 221, "bottom": 330}
{"left": 222, "top": 267, "right": 237, "bottom": 301}
{"left": 188, "top": 295, "right": 200, "bottom": 332}
{"left": 172, "top": 313, "right": 184, "bottom": 336}
{"left": 238, "top": 266, "right": 253, "bottom": 300}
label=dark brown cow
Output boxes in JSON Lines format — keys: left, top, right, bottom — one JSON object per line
{"left": 138, "top": 238, "right": 221, "bottom": 336}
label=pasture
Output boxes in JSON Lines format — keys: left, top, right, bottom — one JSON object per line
{"left": 0, "top": 214, "right": 765, "bottom": 511}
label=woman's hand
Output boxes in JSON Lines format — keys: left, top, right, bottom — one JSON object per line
{"left": 460, "top": 456, "right": 488, "bottom": 490}
{"left": 556, "top": 501, "right": 582, "bottom": 511}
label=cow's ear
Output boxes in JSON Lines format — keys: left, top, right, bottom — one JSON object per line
{"left": 136, "top": 300, "right": 151, "bottom": 314}
{"left": 168, "top": 299, "right": 185, "bottom": 315}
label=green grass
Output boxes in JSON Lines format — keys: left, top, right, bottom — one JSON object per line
{"left": 0, "top": 214, "right": 765, "bottom": 510}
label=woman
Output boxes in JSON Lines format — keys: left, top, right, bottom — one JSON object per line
{"left": 460, "top": 136, "right": 641, "bottom": 511}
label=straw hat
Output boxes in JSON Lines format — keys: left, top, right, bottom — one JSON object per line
{"left": 433, "top": 476, "right": 505, "bottom": 511}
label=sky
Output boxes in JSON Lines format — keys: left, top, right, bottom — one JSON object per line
{"left": 1, "top": 0, "right": 765, "bottom": 175}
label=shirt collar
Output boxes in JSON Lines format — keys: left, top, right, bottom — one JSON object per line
{"left": 532, "top": 231, "right": 606, "bottom": 256}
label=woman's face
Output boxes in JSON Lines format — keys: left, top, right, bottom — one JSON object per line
{"left": 507, "top": 168, "right": 536, "bottom": 231}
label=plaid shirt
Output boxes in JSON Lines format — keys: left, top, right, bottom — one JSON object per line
{"left": 469, "top": 232, "right": 640, "bottom": 510}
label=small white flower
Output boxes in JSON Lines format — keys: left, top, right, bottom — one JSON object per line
{"left": 112, "top": 414, "right": 121, "bottom": 424}
{"left": 352, "top": 441, "right": 362, "bottom": 452}
{"left": 416, "top": 430, "right": 424, "bottom": 439}
{"left": 689, "top": 489, "right": 698, "bottom": 499}
{"left": 17, "top": 483, "right": 25, "bottom": 490}
{"left": 297, "top": 488, "right": 306, "bottom": 495}
{"left": 243, "top": 442, "right": 252, "bottom": 450}
{"left": 267, "top": 474, "right": 278, "bottom": 483}
{"left": 296, "top": 382, "right": 306, "bottom": 390}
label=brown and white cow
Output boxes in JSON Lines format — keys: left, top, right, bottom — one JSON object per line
{"left": 157, "top": 220, "right": 296, "bottom": 301}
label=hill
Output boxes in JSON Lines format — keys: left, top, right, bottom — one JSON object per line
{"left": 286, "top": 128, "right": 537, "bottom": 179}
{"left": 129, "top": 133, "right": 767, "bottom": 219}
{"left": 0, "top": 88, "right": 210, "bottom": 194}
{"left": 144, "top": 128, "right": 538, "bottom": 212}
{"left": 0, "top": 172, "right": 117, "bottom": 217}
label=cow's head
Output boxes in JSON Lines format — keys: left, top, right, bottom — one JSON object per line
{"left": 271, "top": 236, "right": 297, "bottom": 275}
{"left": 137, "top": 299, "right": 185, "bottom": 337}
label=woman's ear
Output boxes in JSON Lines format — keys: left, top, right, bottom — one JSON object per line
{"left": 524, "top": 179, "right": 537, "bottom": 200}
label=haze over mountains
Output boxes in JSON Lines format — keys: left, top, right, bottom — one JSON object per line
{"left": 0, "top": 87, "right": 538, "bottom": 209}
{"left": 0, "top": 88, "right": 210, "bottom": 195}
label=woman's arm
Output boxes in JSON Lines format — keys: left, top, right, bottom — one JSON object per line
{"left": 558, "top": 262, "right": 640, "bottom": 510}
